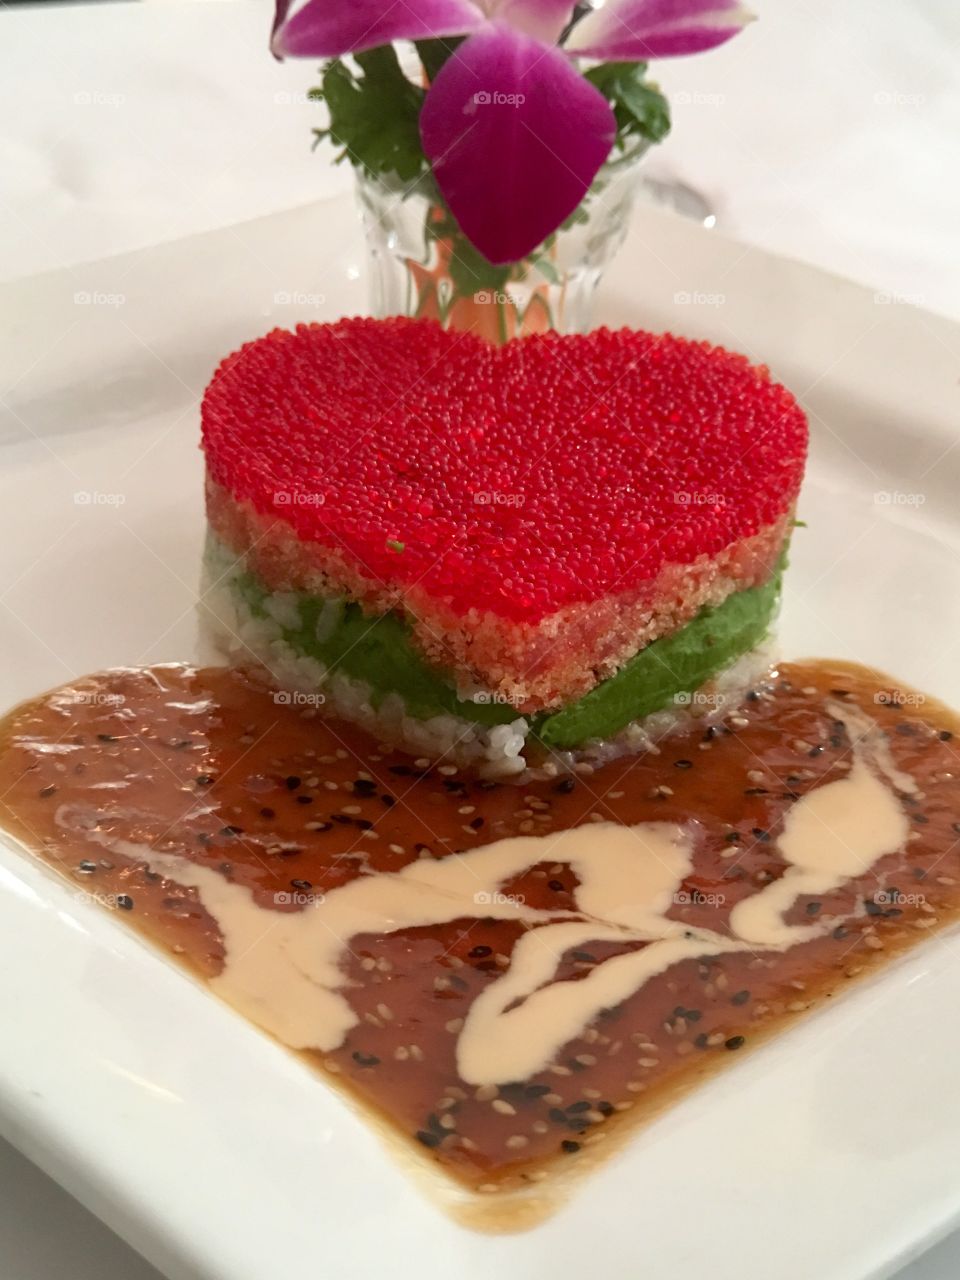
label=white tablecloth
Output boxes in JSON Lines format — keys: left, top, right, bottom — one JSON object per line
{"left": 1, "top": 1, "right": 959, "bottom": 1276}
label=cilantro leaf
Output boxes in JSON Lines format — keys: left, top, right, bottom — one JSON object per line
{"left": 585, "top": 61, "right": 671, "bottom": 150}
{"left": 311, "top": 47, "right": 427, "bottom": 182}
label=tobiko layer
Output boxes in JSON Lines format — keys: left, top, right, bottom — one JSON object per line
{"left": 201, "top": 318, "right": 807, "bottom": 714}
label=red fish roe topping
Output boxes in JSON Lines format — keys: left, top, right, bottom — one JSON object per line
{"left": 201, "top": 318, "right": 807, "bottom": 623}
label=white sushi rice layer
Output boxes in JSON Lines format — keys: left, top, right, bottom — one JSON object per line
{"left": 199, "top": 534, "right": 778, "bottom": 780}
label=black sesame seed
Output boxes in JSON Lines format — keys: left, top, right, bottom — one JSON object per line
{"left": 426, "top": 1112, "right": 446, "bottom": 1134}
{"left": 953, "top": 823, "right": 960, "bottom": 836}
{"left": 674, "top": 759, "right": 693, "bottom": 770}
{"left": 561, "top": 1140, "right": 581, "bottom": 1153}
{"left": 389, "top": 765, "right": 414, "bottom": 776}
{"left": 354, "top": 818, "right": 374, "bottom": 831}
{"left": 566, "top": 1100, "right": 592, "bottom": 1114}
{"left": 702, "top": 726, "right": 720, "bottom": 741}
{"left": 694, "top": 1033, "right": 709, "bottom": 1049}
{"left": 353, "top": 779, "right": 377, "bottom": 795}
{"left": 525, "top": 1084, "right": 551, "bottom": 1098}
{"left": 332, "top": 814, "right": 353, "bottom": 825}
{"left": 895, "top": 723, "right": 916, "bottom": 737}
{"left": 807, "top": 746, "right": 824, "bottom": 758}
{"left": 572, "top": 951, "right": 595, "bottom": 963}
{"left": 442, "top": 779, "right": 467, "bottom": 794}
{"left": 864, "top": 899, "right": 884, "bottom": 917}
{"left": 939, "top": 730, "right": 953, "bottom": 742}
{"left": 260, "top": 807, "right": 275, "bottom": 819}
{"left": 554, "top": 778, "right": 576, "bottom": 794}
{"left": 597, "top": 1101, "right": 614, "bottom": 1116}
{"left": 381, "top": 794, "right": 396, "bottom": 807}
{"left": 116, "top": 894, "right": 134, "bottom": 911}
{"left": 548, "top": 879, "right": 565, "bottom": 892}
{"left": 725, "top": 1035, "right": 745, "bottom": 1050}
{"left": 195, "top": 774, "right": 215, "bottom": 787}
{"left": 744, "top": 787, "right": 768, "bottom": 796}
{"left": 97, "top": 733, "right": 119, "bottom": 743}
{"left": 805, "top": 902, "right": 822, "bottom": 916}
{"left": 285, "top": 775, "right": 301, "bottom": 790}
{"left": 415, "top": 1130, "right": 441, "bottom": 1148}
{"left": 724, "top": 832, "right": 741, "bottom": 844}
{"left": 548, "top": 1108, "right": 568, "bottom": 1125}
{"left": 751, "top": 828, "right": 771, "bottom": 842}
{"left": 832, "top": 925, "right": 849, "bottom": 940}
{"left": 477, "top": 779, "right": 499, "bottom": 791}
{"left": 731, "top": 989, "right": 750, "bottom": 1006}
{"left": 295, "top": 794, "right": 313, "bottom": 806}
{"left": 290, "top": 879, "right": 312, "bottom": 891}
{"left": 352, "top": 1051, "right": 380, "bottom": 1067}
{"left": 913, "top": 813, "right": 929, "bottom": 825}
{"left": 220, "top": 825, "right": 243, "bottom": 837}
{"left": 468, "top": 945, "right": 493, "bottom": 959}
{"left": 78, "top": 860, "right": 97, "bottom": 874}
{"left": 830, "top": 688, "right": 851, "bottom": 699}
{"left": 470, "top": 817, "right": 485, "bottom": 830}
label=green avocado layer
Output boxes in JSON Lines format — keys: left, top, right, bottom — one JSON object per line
{"left": 225, "top": 553, "right": 782, "bottom": 749}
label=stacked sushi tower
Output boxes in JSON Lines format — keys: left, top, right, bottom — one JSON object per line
{"left": 201, "top": 317, "right": 807, "bottom": 776}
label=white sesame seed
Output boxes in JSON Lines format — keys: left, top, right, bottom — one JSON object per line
{"left": 492, "top": 1099, "right": 516, "bottom": 1116}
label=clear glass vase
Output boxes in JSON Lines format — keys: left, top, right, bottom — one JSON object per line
{"left": 356, "top": 145, "right": 649, "bottom": 343}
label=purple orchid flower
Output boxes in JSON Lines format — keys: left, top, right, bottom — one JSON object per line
{"left": 273, "top": 1, "right": 750, "bottom": 263}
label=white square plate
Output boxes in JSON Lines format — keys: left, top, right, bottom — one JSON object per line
{"left": 2, "top": 195, "right": 960, "bottom": 1280}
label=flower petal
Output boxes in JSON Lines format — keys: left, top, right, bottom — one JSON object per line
{"left": 420, "top": 23, "right": 616, "bottom": 263}
{"left": 272, "top": 0, "right": 485, "bottom": 59}
{"left": 485, "top": 0, "right": 576, "bottom": 43}
{"left": 566, "top": 0, "right": 752, "bottom": 59}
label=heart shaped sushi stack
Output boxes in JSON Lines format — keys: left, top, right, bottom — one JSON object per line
{"left": 200, "top": 318, "right": 807, "bottom": 775}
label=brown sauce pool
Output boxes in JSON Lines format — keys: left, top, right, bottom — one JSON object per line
{"left": 1, "top": 659, "right": 959, "bottom": 1223}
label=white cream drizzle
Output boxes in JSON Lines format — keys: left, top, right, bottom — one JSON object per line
{"left": 58, "top": 703, "right": 916, "bottom": 1087}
